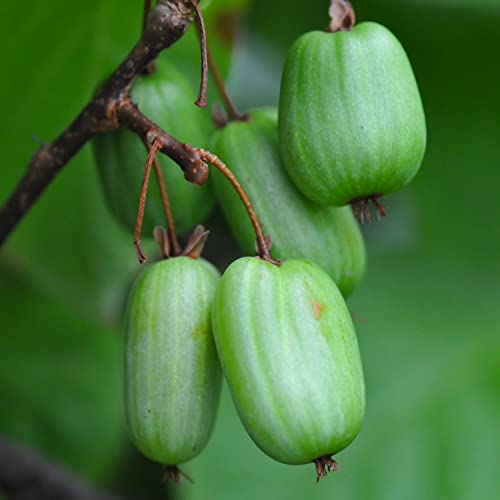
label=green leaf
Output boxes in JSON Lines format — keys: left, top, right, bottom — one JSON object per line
{"left": 401, "top": 0, "right": 500, "bottom": 7}
{"left": 0, "top": 270, "right": 126, "bottom": 481}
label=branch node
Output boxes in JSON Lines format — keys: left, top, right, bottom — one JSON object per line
{"left": 146, "top": 130, "right": 159, "bottom": 144}
{"left": 181, "top": 144, "right": 210, "bottom": 185}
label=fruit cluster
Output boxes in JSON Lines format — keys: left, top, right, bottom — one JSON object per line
{"left": 93, "top": 0, "right": 426, "bottom": 483}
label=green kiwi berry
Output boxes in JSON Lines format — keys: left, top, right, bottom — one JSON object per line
{"left": 93, "top": 59, "right": 215, "bottom": 235}
{"left": 212, "top": 257, "right": 365, "bottom": 478}
{"left": 278, "top": 22, "right": 426, "bottom": 215}
{"left": 210, "top": 108, "right": 365, "bottom": 296}
{"left": 125, "top": 257, "right": 221, "bottom": 468}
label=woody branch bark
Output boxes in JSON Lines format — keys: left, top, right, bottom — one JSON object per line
{"left": 0, "top": 437, "right": 122, "bottom": 500}
{"left": 0, "top": 0, "right": 198, "bottom": 246}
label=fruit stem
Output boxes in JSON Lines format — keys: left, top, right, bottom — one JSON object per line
{"left": 206, "top": 46, "right": 249, "bottom": 123}
{"left": 134, "top": 138, "right": 163, "bottom": 263}
{"left": 190, "top": 0, "right": 209, "bottom": 108}
{"left": 199, "top": 149, "right": 279, "bottom": 265}
{"left": 327, "top": 0, "right": 356, "bottom": 33}
{"left": 147, "top": 144, "right": 182, "bottom": 256}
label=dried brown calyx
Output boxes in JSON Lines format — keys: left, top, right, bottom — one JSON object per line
{"left": 314, "top": 455, "right": 340, "bottom": 482}
{"left": 154, "top": 225, "right": 210, "bottom": 261}
{"left": 161, "top": 465, "right": 194, "bottom": 485}
{"left": 350, "top": 195, "right": 387, "bottom": 224}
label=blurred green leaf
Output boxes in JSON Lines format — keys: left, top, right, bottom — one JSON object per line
{"left": 402, "top": 0, "right": 500, "bottom": 8}
{"left": 0, "top": 270, "right": 125, "bottom": 481}
{"left": 0, "top": 1, "right": 146, "bottom": 322}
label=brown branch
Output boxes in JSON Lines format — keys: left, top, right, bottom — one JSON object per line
{"left": 141, "top": 0, "right": 158, "bottom": 75}
{"left": 143, "top": 0, "right": 153, "bottom": 35}
{"left": 0, "top": 437, "right": 122, "bottom": 500}
{"left": 0, "top": 0, "right": 197, "bottom": 246}
{"left": 116, "top": 100, "right": 209, "bottom": 186}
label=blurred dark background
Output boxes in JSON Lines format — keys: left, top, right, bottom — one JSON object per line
{"left": 0, "top": 1, "right": 498, "bottom": 499}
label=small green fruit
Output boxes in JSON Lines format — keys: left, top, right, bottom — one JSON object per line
{"left": 125, "top": 257, "right": 221, "bottom": 466}
{"left": 210, "top": 109, "right": 366, "bottom": 296}
{"left": 212, "top": 257, "right": 365, "bottom": 472}
{"left": 278, "top": 22, "right": 426, "bottom": 208}
{"left": 93, "top": 60, "right": 215, "bottom": 235}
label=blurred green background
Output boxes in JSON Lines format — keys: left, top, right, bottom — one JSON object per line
{"left": 0, "top": 0, "right": 498, "bottom": 499}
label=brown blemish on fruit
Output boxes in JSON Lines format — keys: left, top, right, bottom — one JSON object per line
{"left": 191, "top": 322, "right": 207, "bottom": 340}
{"left": 312, "top": 299, "right": 324, "bottom": 320}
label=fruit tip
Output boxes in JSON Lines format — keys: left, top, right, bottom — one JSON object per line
{"left": 314, "top": 455, "right": 340, "bottom": 482}
{"left": 350, "top": 195, "right": 386, "bottom": 224}
{"left": 195, "top": 97, "right": 208, "bottom": 108}
{"left": 134, "top": 240, "right": 148, "bottom": 264}
{"left": 162, "top": 465, "right": 194, "bottom": 485}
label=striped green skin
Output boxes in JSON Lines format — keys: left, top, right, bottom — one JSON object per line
{"left": 125, "top": 257, "right": 221, "bottom": 465}
{"left": 212, "top": 257, "right": 365, "bottom": 465}
{"left": 278, "top": 22, "right": 427, "bottom": 206}
{"left": 210, "top": 109, "right": 366, "bottom": 296}
{"left": 93, "top": 60, "right": 215, "bottom": 235}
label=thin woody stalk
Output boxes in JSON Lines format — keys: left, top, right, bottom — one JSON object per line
{"left": 190, "top": 0, "right": 209, "bottom": 107}
{"left": 199, "top": 150, "right": 278, "bottom": 264}
{"left": 134, "top": 139, "right": 163, "bottom": 263}
{"left": 190, "top": 0, "right": 246, "bottom": 121}
{"left": 207, "top": 47, "right": 247, "bottom": 122}
{"left": 151, "top": 153, "right": 182, "bottom": 256}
